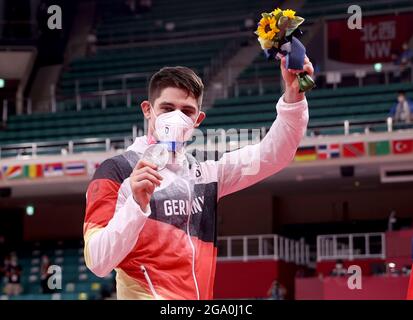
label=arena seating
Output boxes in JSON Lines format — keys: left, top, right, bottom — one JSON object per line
{"left": 0, "top": 106, "right": 143, "bottom": 146}
{"left": 1, "top": 0, "right": 413, "bottom": 302}
{"left": 95, "top": 0, "right": 412, "bottom": 45}
{"left": 2, "top": 82, "right": 412, "bottom": 149}
{"left": 0, "top": 242, "right": 115, "bottom": 300}
{"left": 57, "top": 0, "right": 274, "bottom": 97}
{"left": 212, "top": 82, "right": 413, "bottom": 134}
{"left": 230, "top": 53, "right": 281, "bottom": 97}
{"left": 2, "top": 0, "right": 411, "bottom": 150}
{"left": 59, "top": 40, "right": 231, "bottom": 96}
{"left": 95, "top": 0, "right": 273, "bottom": 44}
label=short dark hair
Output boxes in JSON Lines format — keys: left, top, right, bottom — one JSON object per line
{"left": 148, "top": 66, "right": 204, "bottom": 107}
{"left": 398, "top": 90, "right": 406, "bottom": 96}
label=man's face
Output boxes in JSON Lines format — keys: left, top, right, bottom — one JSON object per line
{"left": 141, "top": 87, "right": 206, "bottom": 138}
{"left": 398, "top": 94, "right": 405, "bottom": 103}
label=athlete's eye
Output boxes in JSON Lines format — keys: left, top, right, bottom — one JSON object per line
{"left": 183, "top": 110, "right": 193, "bottom": 117}
{"left": 161, "top": 107, "right": 174, "bottom": 113}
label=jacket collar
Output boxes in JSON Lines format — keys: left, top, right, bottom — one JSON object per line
{"left": 126, "top": 135, "right": 149, "bottom": 155}
{"left": 126, "top": 135, "right": 188, "bottom": 160}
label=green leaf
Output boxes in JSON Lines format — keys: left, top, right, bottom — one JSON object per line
{"left": 262, "top": 12, "right": 271, "bottom": 19}
{"left": 285, "top": 16, "right": 305, "bottom": 36}
{"left": 290, "top": 16, "right": 304, "bottom": 28}
{"left": 277, "top": 15, "right": 289, "bottom": 31}
{"left": 298, "top": 74, "right": 316, "bottom": 93}
{"left": 286, "top": 28, "right": 298, "bottom": 37}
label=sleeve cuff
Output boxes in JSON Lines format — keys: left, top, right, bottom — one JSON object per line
{"left": 126, "top": 195, "right": 152, "bottom": 217}
{"left": 278, "top": 94, "right": 307, "bottom": 109}
{"left": 276, "top": 94, "right": 309, "bottom": 125}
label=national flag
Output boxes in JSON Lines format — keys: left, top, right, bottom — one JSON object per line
{"left": 3, "top": 165, "right": 24, "bottom": 180}
{"left": 392, "top": 139, "right": 413, "bottom": 154}
{"left": 317, "top": 144, "right": 340, "bottom": 160}
{"left": 368, "top": 141, "right": 390, "bottom": 156}
{"left": 342, "top": 142, "right": 365, "bottom": 157}
{"left": 43, "top": 163, "right": 64, "bottom": 177}
{"left": 87, "top": 161, "right": 101, "bottom": 176}
{"left": 23, "top": 164, "right": 43, "bottom": 179}
{"left": 294, "top": 146, "right": 317, "bottom": 162}
{"left": 64, "top": 161, "right": 87, "bottom": 176}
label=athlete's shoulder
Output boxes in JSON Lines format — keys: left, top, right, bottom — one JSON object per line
{"left": 186, "top": 150, "right": 220, "bottom": 182}
{"left": 93, "top": 150, "right": 139, "bottom": 183}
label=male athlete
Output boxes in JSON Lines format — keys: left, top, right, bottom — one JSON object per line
{"left": 83, "top": 56, "right": 313, "bottom": 299}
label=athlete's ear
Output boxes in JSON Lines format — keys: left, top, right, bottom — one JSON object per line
{"left": 194, "top": 111, "right": 206, "bottom": 128}
{"left": 141, "top": 100, "right": 151, "bottom": 120}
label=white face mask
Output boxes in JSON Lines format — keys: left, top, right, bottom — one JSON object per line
{"left": 151, "top": 107, "right": 197, "bottom": 151}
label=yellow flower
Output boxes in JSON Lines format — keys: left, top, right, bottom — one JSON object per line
{"left": 256, "top": 16, "right": 279, "bottom": 41}
{"left": 271, "top": 8, "right": 282, "bottom": 16}
{"left": 258, "top": 37, "right": 274, "bottom": 50}
{"left": 270, "top": 20, "right": 280, "bottom": 33}
{"left": 283, "top": 9, "right": 296, "bottom": 19}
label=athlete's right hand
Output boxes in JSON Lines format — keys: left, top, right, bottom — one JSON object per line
{"left": 130, "top": 159, "right": 163, "bottom": 211}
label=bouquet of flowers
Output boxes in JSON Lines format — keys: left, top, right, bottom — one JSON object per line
{"left": 255, "top": 8, "right": 315, "bottom": 92}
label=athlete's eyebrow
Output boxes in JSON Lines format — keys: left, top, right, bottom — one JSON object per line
{"left": 158, "top": 102, "right": 176, "bottom": 108}
{"left": 159, "top": 101, "right": 198, "bottom": 112}
{"left": 181, "top": 105, "right": 198, "bottom": 113}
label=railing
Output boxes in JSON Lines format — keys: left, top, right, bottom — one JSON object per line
{"left": 0, "top": 127, "right": 265, "bottom": 159}
{"left": 217, "top": 234, "right": 311, "bottom": 266}
{"left": 56, "top": 73, "right": 152, "bottom": 112}
{"left": 317, "top": 232, "right": 386, "bottom": 262}
{"left": 61, "top": 88, "right": 146, "bottom": 112}
{"left": 0, "top": 131, "right": 143, "bottom": 159}
{"left": 306, "top": 117, "right": 413, "bottom": 137}
{"left": 2, "top": 119, "right": 413, "bottom": 159}
{"left": 70, "top": 72, "right": 151, "bottom": 96}
{"left": 315, "top": 65, "right": 413, "bottom": 90}
{"left": 229, "top": 64, "right": 413, "bottom": 97}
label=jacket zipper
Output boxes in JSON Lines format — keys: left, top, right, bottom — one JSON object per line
{"left": 183, "top": 178, "right": 200, "bottom": 300}
{"left": 140, "top": 265, "right": 160, "bottom": 300}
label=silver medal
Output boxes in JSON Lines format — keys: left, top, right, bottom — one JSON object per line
{"left": 142, "top": 144, "right": 169, "bottom": 170}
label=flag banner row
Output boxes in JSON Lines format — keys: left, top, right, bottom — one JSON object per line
{"left": 294, "top": 139, "right": 413, "bottom": 162}
{"left": 1, "top": 139, "right": 412, "bottom": 180}
{"left": 0, "top": 160, "right": 102, "bottom": 181}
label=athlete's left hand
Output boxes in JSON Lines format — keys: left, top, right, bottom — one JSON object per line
{"left": 281, "top": 55, "right": 314, "bottom": 103}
